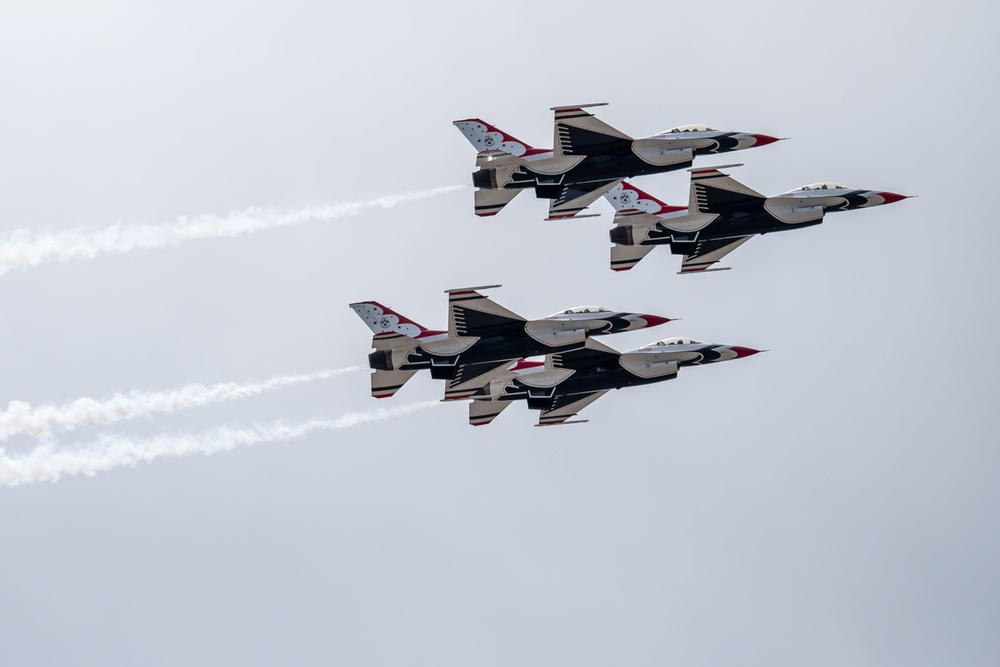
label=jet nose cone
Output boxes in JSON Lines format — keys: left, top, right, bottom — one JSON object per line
{"left": 730, "top": 346, "right": 762, "bottom": 359}
{"left": 749, "top": 134, "right": 782, "bottom": 147}
{"left": 638, "top": 314, "right": 672, "bottom": 328}
{"left": 876, "top": 191, "right": 911, "bottom": 205}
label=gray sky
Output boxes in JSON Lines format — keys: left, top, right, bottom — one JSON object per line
{"left": 1, "top": 1, "right": 998, "bottom": 665}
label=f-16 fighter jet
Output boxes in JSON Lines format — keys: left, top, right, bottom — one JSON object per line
{"left": 453, "top": 103, "right": 781, "bottom": 220}
{"left": 349, "top": 285, "right": 672, "bottom": 399}
{"left": 454, "top": 336, "right": 762, "bottom": 426}
{"left": 605, "top": 165, "right": 911, "bottom": 273}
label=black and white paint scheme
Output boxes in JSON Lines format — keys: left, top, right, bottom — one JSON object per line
{"left": 2, "top": 3, "right": 995, "bottom": 666}
{"left": 454, "top": 104, "right": 781, "bottom": 220}
{"left": 460, "top": 337, "right": 762, "bottom": 426}
{"left": 350, "top": 286, "right": 671, "bottom": 399}
{"left": 605, "top": 166, "right": 911, "bottom": 273}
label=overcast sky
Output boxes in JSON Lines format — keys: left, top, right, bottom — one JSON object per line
{"left": 1, "top": 1, "right": 998, "bottom": 665}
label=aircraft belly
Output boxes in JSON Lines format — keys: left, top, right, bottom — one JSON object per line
{"left": 556, "top": 368, "right": 661, "bottom": 394}
{"left": 452, "top": 337, "right": 585, "bottom": 367}
{"left": 565, "top": 155, "right": 686, "bottom": 183}
{"left": 689, "top": 212, "right": 790, "bottom": 238}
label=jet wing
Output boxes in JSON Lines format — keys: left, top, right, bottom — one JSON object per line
{"left": 447, "top": 286, "right": 526, "bottom": 338}
{"left": 690, "top": 166, "right": 766, "bottom": 215}
{"left": 552, "top": 104, "right": 632, "bottom": 159}
{"left": 545, "top": 179, "right": 621, "bottom": 220}
{"left": 536, "top": 390, "right": 609, "bottom": 426}
{"left": 678, "top": 236, "right": 753, "bottom": 274}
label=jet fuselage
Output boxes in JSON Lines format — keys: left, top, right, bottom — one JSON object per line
{"left": 475, "top": 340, "right": 758, "bottom": 406}
{"left": 637, "top": 188, "right": 903, "bottom": 251}
{"left": 369, "top": 310, "right": 669, "bottom": 380}
{"left": 476, "top": 132, "right": 768, "bottom": 197}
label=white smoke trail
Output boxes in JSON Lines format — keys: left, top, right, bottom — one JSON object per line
{"left": 0, "top": 401, "right": 440, "bottom": 486}
{"left": 0, "top": 185, "right": 466, "bottom": 276}
{"left": 0, "top": 366, "right": 361, "bottom": 441}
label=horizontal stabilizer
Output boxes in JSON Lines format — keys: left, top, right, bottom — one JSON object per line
{"left": 474, "top": 187, "right": 520, "bottom": 217}
{"left": 678, "top": 236, "right": 753, "bottom": 274}
{"left": 444, "top": 359, "right": 517, "bottom": 401}
{"left": 469, "top": 399, "right": 513, "bottom": 426}
{"left": 545, "top": 179, "right": 621, "bottom": 220}
{"left": 371, "top": 369, "right": 417, "bottom": 399}
{"left": 537, "top": 390, "right": 608, "bottom": 426}
{"left": 610, "top": 244, "right": 656, "bottom": 272}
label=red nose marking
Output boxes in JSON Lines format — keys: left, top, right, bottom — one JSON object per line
{"left": 750, "top": 134, "right": 781, "bottom": 147}
{"left": 730, "top": 346, "right": 761, "bottom": 358}
{"left": 876, "top": 191, "right": 910, "bottom": 204}
{"left": 640, "top": 314, "right": 672, "bottom": 328}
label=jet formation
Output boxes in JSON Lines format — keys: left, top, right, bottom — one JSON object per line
{"left": 351, "top": 286, "right": 761, "bottom": 426}
{"left": 349, "top": 103, "right": 910, "bottom": 426}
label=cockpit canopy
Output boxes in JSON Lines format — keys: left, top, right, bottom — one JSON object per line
{"left": 643, "top": 336, "right": 703, "bottom": 348}
{"left": 656, "top": 124, "right": 719, "bottom": 135}
{"left": 788, "top": 182, "right": 849, "bottom": 193}
{"left": 549, "top": 305, "right": 612, "bottom": 316}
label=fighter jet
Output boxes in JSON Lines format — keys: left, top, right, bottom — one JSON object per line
{"left": 605, "top": 165, "right": 912, "bottom": 273}
{"left": 349, "top": 286, "right": 672, "bottom": 399}
{"left": 455, "top": 336, "right": 762, "bottom": 426}
{"left": 453, "top": 103, "right": 782, "bottom": 220}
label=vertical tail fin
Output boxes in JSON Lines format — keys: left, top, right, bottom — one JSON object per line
{"left": 605, "top": 181, "right": 685, "bottom": 215}
{"left": 349, "top": 301, "right": 431, "bottom": 339}
{"left": 453, "top": 119, "right": 539, "bottom": 157}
